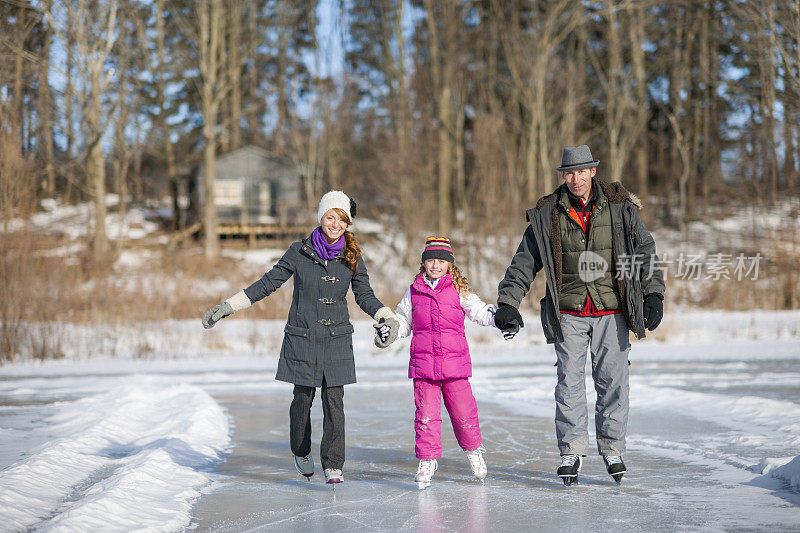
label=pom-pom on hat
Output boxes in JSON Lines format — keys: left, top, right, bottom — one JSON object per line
{"left": 317, "top": 190, "right": 356, "bottom": 224}
{"left": 421, "top": 236, "right": 455, "bottom": 263}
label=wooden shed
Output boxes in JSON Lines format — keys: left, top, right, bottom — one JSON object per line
{"left": 197, "top": 145, "right": 304, "bottom": 226}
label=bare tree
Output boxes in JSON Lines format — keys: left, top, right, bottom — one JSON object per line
{"left": 494, "top": 0, "right": 586, "bottom": 203}
{"left": 589, "top": 1, "right": 647, "bottom": 184}
{"left": 153, "top": 0, "right": 180, "bottom": 230}
{"left": 422, "top": 0, "right": 461, "bottom": 235}
{"left": 38, "top": 0, "right": 56, "bottom": 197}
{"left": 197, "top": 0, "right": 228, "bottom": 260}
{"left": 46, "top": 0, "right": 120, "bottom": 261}
{"left": 630, "top": 3, "right": 649, "bottom": 198}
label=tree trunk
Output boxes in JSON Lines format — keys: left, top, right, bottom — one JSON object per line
{"left": 668, "top": 6, "right": 685, "bottom": 197}
{"left": 700, "top": 1, "right": 711, "bottom": 208}
{"left": 39, "top": 0, "right": 56, "bottom": 197}
{"left": 605, "top": 0, "right": 623, "bottom": 184}
{"left": 199, "top": 0, "right": 224, "bottom": 260}
{"left": 527, "top": 56, "right": 547, "bottom": 203}
{"left": 455, "top": 72, "right": 467, "bottom": 219}
{"left": 423, "top": 0, "right": 456, "bottom": 235}
{"left": 64, "top": 14, "right": 75, "bottom": 204}
{"left": 707, "top": 4, "right": 723, "bottom": 192}
{"left": 13, "top": 3, "right": 25, "bottom": 148}
{"left": 631, "top": 4, "right": 648, "bottom": 199}
{"left": 67, "top": 0, "right": 119, "bottom": 261}
{"left": 156, "top": 0, "right": 179, "bottom": 229}
{"left": 763, "top": 3, "right": 779, "bottom": 202}
{"left": 387, "top": 0, "right": 416, "bottom": 256}
{"left": 113, "top": 10, "right": 131, "bottom": 221}
{"left": 784, "top": 105, "right": 796, "bottom": 190}
{"left": 88, "top": 66, "right": 110, "bottom": 261}
{"left": 274, "top": 2, "right": 290, "bottom": 154}
{"left": 562, "top": 28, "right": 585, "bottom": 148}
{"left": 228, "top": 0, "right": 243, "bottom": 151}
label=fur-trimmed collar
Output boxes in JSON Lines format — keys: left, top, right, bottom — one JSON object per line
{"left": 535, "top": 178, "right": 642, "bottom": 210}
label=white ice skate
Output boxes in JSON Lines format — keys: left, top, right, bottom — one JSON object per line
{"left": 324, "top": 468, "right": 344, "bottom": 490}
{"left": 465, "top": 445, "right": 487, "bottom": 482}
{"left": 294, "top": 454, "right": 314, "bottom": 479}
{"left": 415, "top": 459, "right": 438, "bottom": 489}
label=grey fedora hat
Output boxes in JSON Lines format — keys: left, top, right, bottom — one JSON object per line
{"left": 556, "top": 145, "right": 600, "bottom": 172}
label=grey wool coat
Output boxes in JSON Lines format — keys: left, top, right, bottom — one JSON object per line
{"left": 498, "top": 179, "right": 666, "bottom": 344}
{"left": 244, "top": 235, "right": 385, "bottom": 387}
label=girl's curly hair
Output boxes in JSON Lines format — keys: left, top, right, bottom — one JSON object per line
{"left": 332, "top": 208, "right": 361, "bottom": 272}
{"left": 417, "top": 261, "right": 471, "bottom": 297}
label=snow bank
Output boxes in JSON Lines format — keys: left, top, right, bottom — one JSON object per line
{"left": 632, "top": 385, "right": 800, "bottom": 448}
{"left": 752, "top": 456, "right": 800, "bottom": 492}
{"left": 0, "top": 379, "right": 230, "bottom": 532}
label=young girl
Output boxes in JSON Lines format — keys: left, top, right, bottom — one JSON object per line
{"left": 376, "top": 236, "right": 497, "bottom": 487}
{"left": 203, "top": 190, "right": 399, "bottom": 486}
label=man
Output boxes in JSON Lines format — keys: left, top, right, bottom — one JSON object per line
{"left": 495, "top": 145, "right": 665, "bottom": 485}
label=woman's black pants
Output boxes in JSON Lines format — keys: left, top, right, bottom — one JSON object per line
{"left": 289, "top": 379, "right": 345, "bottom": 470}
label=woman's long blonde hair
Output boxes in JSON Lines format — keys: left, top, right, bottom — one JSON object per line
{"left": 332, "top": 208, "right": 361, "bottom": 272}
{"left": 417, "top": 261, "right": 471, "bottom": 297}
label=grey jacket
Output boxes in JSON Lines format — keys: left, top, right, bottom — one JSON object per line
{"left": 498, "top": 179, "right": 666, "bottom": 343}
{"left": 245, "top": 235, "right": 384, "bottom": 387}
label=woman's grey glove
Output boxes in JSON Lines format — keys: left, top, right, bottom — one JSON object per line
{"left": 373, "top": 307, "right": 399, "bottom": 348}
{"left": 202, "top": 302, "right": 234, "bottom": 329}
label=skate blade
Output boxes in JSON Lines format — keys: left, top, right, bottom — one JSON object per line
{"left": 612, "top": 474, "right": 623, "bottom": 484}
{"left": 560, "top": 476, "right": 578, "bottom": 486}
{"left": 417, "top": 481, "right": 431, "bottom": 490}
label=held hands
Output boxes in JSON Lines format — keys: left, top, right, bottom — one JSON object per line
{"left": 643, "top": 293, "right": 664, "bottom": 331}
{"left": 373, "top": 307, "right": 399, "bottom": 348}
{"left": 374, "top": 318, "right": 394, "bottom": 346}
{"left": 202, "top": 302, "right": 234, "bottom": 329}
{"left": 495, "top": 304, "right": 524, "bottom": 340}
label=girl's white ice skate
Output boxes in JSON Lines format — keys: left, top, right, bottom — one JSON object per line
{"left": 465, "top": 445, "right": 487, "bottom": 482}
{"left": 415, "top": 459, "right": 437, "bottom": 489}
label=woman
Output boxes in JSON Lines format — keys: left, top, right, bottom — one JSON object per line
{"left": 202, "top": 190, "right": 399, "bottom": 485}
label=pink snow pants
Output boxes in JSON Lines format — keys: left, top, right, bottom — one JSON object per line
{"left": 413, "top": 377, "right": 482, "bottom": 459}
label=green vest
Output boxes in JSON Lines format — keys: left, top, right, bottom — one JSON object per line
{"left": 557, "top": 185, "right": 621, "bottom": 311}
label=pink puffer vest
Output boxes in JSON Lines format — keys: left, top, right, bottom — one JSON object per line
{"left": 409, "top": 273, "right": 471, "bottom": 379}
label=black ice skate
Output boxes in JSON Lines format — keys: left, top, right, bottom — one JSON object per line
{"left": 557, "top": 454, "right": 582, "bottom": 486}
{"left": 603, "top": 455, "right": 626, "bottom": 483}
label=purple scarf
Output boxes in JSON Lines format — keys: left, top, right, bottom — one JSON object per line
{"left": 311, "top": 226, "right": 345, "bottom": 260}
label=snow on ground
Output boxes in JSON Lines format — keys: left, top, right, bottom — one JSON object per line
{"left": 1, "top": 312, "right": 799, "bottom": 530}
{"left": 0, "top": 378, "right": 230, "bottom": 532}
{"left": 5, "top": 195, "right": 160, "bottom": 241}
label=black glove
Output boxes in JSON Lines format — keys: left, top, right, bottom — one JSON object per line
{"left": 495, "top": 304, "right": 524, "bottom": 339}
{"left": 642, "top": 293, "right": 663, "bottom": 331}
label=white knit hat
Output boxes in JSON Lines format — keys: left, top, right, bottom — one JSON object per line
{"left": 317, "top": 190, "right": 355, "bottom": 223}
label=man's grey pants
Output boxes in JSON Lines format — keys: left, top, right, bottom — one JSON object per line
{"left": 290, "top": 379, "right": 345, "bottom": 470}
{"left": 554, "top": 313, "right": 630, "bottom": 456}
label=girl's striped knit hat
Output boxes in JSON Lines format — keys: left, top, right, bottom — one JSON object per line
{"left": 422, "top": 236, "right": 455, "bottom": 263}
